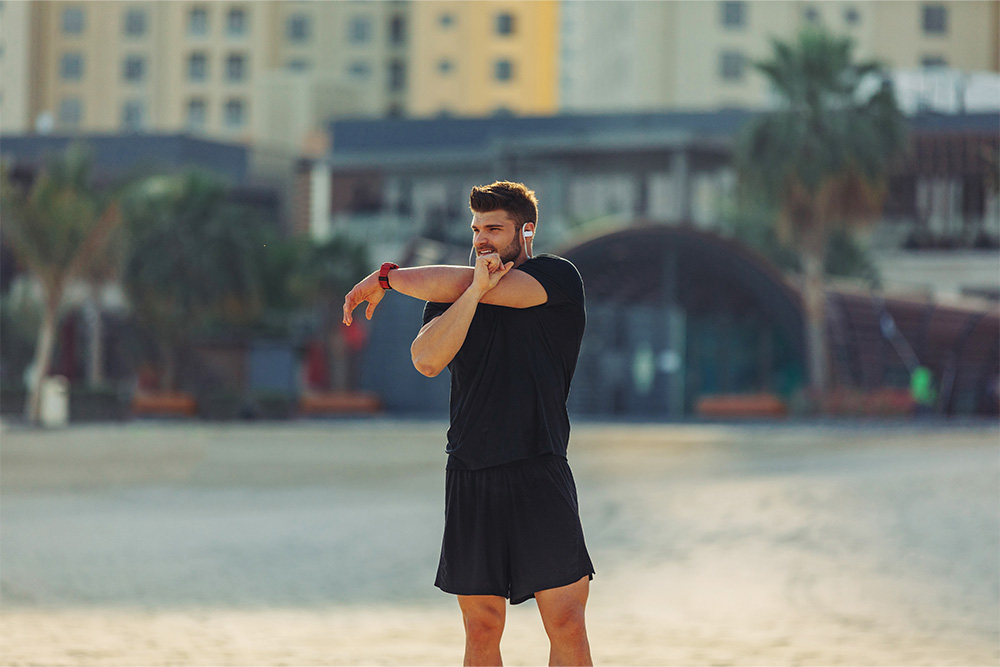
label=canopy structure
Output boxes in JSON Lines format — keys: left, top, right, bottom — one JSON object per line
{"left": 561, "top": 225, "right": 998, "bottom": 417}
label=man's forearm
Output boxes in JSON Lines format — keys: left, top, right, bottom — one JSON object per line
{"left": 389, "top": 265, "right": 474, "bottom": 304}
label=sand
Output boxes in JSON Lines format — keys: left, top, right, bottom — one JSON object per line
{"left": 1, "top": 419, "right": 998, "bottom": 666}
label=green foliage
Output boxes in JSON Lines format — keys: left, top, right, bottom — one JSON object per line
{"left": 735, "top": 27, "right": 907, "bottom": 248}
{"left": 294, "top": 232, "right": 372, "bottom": 303}
{"left": 1, "top": 143, "right": 122, "bottom": 302}
{"left": 723, "top": 206, "right": 880, "bottom": 282}
{"left": 121, "top": 171, "right": 265, "bottom": 342}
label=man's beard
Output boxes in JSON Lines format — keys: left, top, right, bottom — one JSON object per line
{"left": 474, "top": 232, "right": 522, "bottom": 265}
{"left": 497, "top": 233, "right": 522, "bottom": 264}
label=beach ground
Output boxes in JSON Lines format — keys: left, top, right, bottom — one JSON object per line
{"left": 1, "top": 419, "right": 997, "bottom": 666}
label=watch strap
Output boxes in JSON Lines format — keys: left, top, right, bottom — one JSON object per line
{"left": 378, "top": 262, "right": 399, "bottom": 290}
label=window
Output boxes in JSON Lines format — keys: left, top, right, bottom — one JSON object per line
{"left": 389, "top": 13, "right": 406, "bottom": 45}
{"left": 438, "top": 59, "right": 453, "bottom": 75}
{"left": 921, "top": 55, "right": 948, "bottom": 68}
{"left": 803, "top": 6, "right": 820, "bottom": 23}
{"left": 719, "top": 51, "right": 745, "bottom": 81}
{"left": 226, "top": 53, "right": 246, "bottom": 82}
{"left": 496, "top": 12, "right": 515, "bottom": 35}
{"left": 287, "top": 15, "right": 310, "bottom": 42}
{"left": 227, "top": 7, "right": 247, "bottom": 36}
{"left": 844, "top": 7, "right": 860, "bottom": 25}
{"left": 58, "top": 98, "right": 82, "bottom": 127}
{"left": 188, "top": 52, "right": 208, "bottom": 81}
{"left": 922, "top": 4, "right": 947, "bottom": 34}
{"left": 124, "top": 9, "right": 146, "bottom": 36}
{"left": 123, "top": 55, "right": 145, "bottom": 83}
{"left": 720, "top": 1, "right": 745, "bottom": 28}
{"left": 188, "top": 6, "right": 208, "bottom": 36}
{"left": 348, "top": 61, "right": 371, "bottom": 79}
{"left": 62, "top": 7, "right": 84, "bottom": 34}
{"left": 122, "top": 100, "right": 145, "bottom": 131}
{"left": 224, "top": 98, "right": 245, "bottom": 128}
{"left": 60, "top": 53, "right": 84, "bottom": 80}
{"left": 286, "top": 59, "right": 311, "bottom": 71}
{"left": 349, "top": 16, "right": 372, "bottom": 43}
{"left": 439, "top": 13, "right": 454, "bottom": 28}
{"left": 495, "top": 59, "right": 513, "bottom": 82}
{"left": 186, "top": 98, "right": 206, "bottom": 129}
{"left": 389, "top": 59, "right": 406, "bottom": 91}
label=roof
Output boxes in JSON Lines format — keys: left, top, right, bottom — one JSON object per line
{"left": 328, "top": 109, "right": 1000, "bottom": 169}
{"left": 0, "top": 134, "right": 250, "bottom": 184}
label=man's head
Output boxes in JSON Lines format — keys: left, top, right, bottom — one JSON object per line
{"left": 469, "top": 181, "right": 538, "bottom": 265}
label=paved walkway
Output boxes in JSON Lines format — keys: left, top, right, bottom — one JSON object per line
{"left": 1, "top": 420, "right": 997, "bottom": 665}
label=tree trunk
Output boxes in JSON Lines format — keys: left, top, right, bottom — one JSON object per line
{"left": 25, "top": 299, "right": 59, "bottom": 425}
{"left": 329, "top": 325, "right": 349, "bottom": 391}
{"left": 160, "top": 343, "right": 178, "bottom": 392}
{"left": 801, "top": 249, "right": 829, "bottom": 400}
{"left": 83, "top": 285, "right": 104, "bottom": 388}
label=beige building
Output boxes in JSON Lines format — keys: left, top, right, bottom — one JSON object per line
{"left": 407, "top": 0, "right": 559, "bottom": 117}
{"left": 560, "top": 0, "right": 1000, "bottom": 112}
{"left": 0, "top": 1, "right": 34, "bottom": 134}
{"left": 11, "top": 1, "right": 409, "bottom": 152}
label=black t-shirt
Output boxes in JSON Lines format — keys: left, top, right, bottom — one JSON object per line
{"left": 422, "top": 254, "right": 586, "bottom": 470}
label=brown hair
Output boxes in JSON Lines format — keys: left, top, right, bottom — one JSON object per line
{"left": 469, "top": 181, "right": 538, "bottom": 229}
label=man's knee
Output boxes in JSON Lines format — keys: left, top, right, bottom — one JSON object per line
{"left": 461, "top": 601, "right": 505, "bottom": 644}
{"left": 543, "top": 606, "right": 588, "bottom": 644}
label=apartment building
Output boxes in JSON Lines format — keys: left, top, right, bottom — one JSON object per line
{"left": 9, "top": 1, "right": 409, "bottom": 150}
{"left": 0, "top": 1, "right": 33, "bottom": 134}
{"left": 408, "top": 0, "right": 559, "bottom": 117}
{"left": 560, "top": 0, "right": 1000, "bottom": 112}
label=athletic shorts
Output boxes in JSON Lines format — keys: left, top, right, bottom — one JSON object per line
{"left": 435, "top": 454, "right": 595, "bottom": 605}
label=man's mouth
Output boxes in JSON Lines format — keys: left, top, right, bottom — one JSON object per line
{"left": 477, "top": 248, "right": 495, "bottom": 256}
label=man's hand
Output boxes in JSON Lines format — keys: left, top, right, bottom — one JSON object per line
{"left": 342, "top": 271, "right": 384, "bottom": 326}
{"left": 472, "top": 252, "right": 514, "bottom": 297}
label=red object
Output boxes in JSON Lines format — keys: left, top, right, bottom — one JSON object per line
{"left": 378, "top": 262, "right": 399, "bottom": 290}
{"left": 342, "top": 319, "right": 367, "bottom": 353}
{"left": 305, "top": 340, "right": 330, "bottom": 389}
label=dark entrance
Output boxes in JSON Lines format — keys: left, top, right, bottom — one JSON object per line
{"left": 562, "top": 225, "right": 806, "bottom": 417}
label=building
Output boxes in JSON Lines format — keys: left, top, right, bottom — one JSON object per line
{"left": 407, "top": 0, "right": 559, "bottom": 117}
{"left": 319, "top": 110, "right": 998, "bottom": 294}
{"left": 4, "top": 1, "right": 408, "bottom": 150}
{"left": 560, "top": 0, "right": 1000, "bottom": 113}
{"left": 0, "top": 1, "right": 33, "bottom": 134}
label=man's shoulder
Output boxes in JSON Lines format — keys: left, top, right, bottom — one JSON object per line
{"left": 517, "top": 254, "right": 584, "bottom": 307}
{"left": 519, "top": 254, "right": 582, "bottom": 279}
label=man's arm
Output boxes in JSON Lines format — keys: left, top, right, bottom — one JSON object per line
{"left": 409, "top": 253, "right": 511, "bottom": 377}
{"left": 342, "top": 254, "right": 546, "bottom": 326}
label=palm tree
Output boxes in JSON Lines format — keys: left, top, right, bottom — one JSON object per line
{"left": 1, "top": 144, "right": 123, "bottom": 423}
{"left": 294, "top": 233, "right": 371, "bottom": 391}
{"left": 735, "top": 27, "right": 907, "bottom": 396}
{"left": 121, "top": 171, "right": 263, "bottom": 391}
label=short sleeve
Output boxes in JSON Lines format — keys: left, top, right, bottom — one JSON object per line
{"left": 514, "top": 254, "right": 584, "bottom": 308}
{"left": 422, "top": 301, "right": 449, "bottom": 326}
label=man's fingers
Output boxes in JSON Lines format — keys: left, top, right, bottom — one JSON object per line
{"left": 366, "top": 300, "right": 378, "bottom": 320}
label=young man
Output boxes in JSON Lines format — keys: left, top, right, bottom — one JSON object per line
{"left": 343, "top": 181, "right": 594, "bottom": 666}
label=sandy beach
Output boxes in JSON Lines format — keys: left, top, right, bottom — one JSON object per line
{"left": 1, "top": 419, "right": 997, "bottom": 666}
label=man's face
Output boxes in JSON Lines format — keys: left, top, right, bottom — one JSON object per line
{"left": 471, "top": 210, "right": 523, "bottom": 264}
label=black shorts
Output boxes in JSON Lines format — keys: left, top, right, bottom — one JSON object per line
{"left": 435, "top": 454, "right": 594, "bottom": 605}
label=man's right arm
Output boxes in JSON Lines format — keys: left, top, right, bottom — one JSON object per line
{"left": 409, "top": 253, "right": 511, "bottom": 377}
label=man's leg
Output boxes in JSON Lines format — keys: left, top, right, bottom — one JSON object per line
{"left": 458, "top": 595, "right": 506, "bottom": 666}
{"left": 535, "top": 575, "right": 592, "bottom": 667}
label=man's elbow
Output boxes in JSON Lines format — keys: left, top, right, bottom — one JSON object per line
{"left": 410, "top": 349, "right": 443, "bottom": 377}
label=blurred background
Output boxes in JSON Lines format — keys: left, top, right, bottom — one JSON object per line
{"left": 1, "top": 0, "right": 998, "bottom": 425}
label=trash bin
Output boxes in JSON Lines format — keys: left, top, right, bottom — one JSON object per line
{"left": 40, "top": 375, "right": 70, "bottom": 427}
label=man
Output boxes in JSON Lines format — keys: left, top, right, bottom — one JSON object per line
{"left": 343, "top": 181, "right": 593, "bottom": 666}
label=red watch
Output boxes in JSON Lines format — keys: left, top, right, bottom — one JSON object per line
{"left": 378, "top": 262, "right": 399, "bottom": 290}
